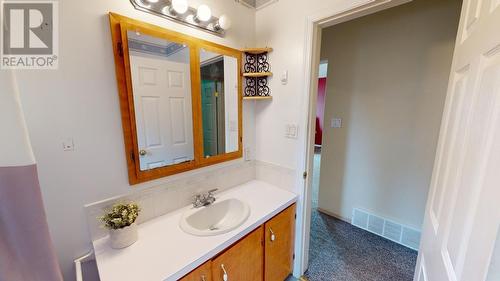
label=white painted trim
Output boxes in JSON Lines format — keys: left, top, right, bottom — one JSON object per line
{"left": 293, "top": 0, "right": 413, "bottom": 276}
{"left": 74, "top": 251, "right": 95, "bottom": 281}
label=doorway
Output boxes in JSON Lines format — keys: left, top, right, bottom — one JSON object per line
{"left": 302, "top": 0, "right": 462, "bottom": 280}
{"left": 201, "top": 57, "right": 226, "bottom": 157}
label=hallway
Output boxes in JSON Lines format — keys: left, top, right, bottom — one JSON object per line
{"left": 307, "top": 152, "right": 418, "bottom": 281}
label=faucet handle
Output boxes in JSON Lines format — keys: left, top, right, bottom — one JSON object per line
{"left": 193, "top": 194, "right": 203, "bottom": 206}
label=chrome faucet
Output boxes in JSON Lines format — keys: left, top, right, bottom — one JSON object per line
{"left": 192, "top": 188, "right": 218, "bottom": 208}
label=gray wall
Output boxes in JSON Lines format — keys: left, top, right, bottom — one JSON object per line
{"left": 318, "top": 0, "right": 462, "bottom": 229}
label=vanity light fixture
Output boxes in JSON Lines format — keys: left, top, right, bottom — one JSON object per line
{"left": 194, "top": 4, "right": 212, "bottom": 22}
{"left": 215, "top": 14, "right": 231, "bottom": 31}
{"left": 171, "top": 0, "right": 188, "bottom": 14}
{"left": 129, "top": 0, "right": 230, "bottom": 36}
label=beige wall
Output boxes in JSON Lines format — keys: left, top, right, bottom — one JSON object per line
{"left": 318, "top": 0, "right": 462, "bottom": 229}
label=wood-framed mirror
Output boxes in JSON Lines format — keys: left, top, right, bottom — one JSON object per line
{"left": 109, "top": 13, "right": 242, "bottom": 185}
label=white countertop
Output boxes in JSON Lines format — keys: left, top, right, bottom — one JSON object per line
{"left": 92, "top": 180, "right": 297, "bottom": 281}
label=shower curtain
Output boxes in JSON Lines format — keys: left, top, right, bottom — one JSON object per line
{"left": 0, "top": 71, "right": 63, "bottom": 281}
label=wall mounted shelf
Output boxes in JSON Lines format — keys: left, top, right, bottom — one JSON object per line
{"left": 243, "top": 96, "right": 273, "bottom": 100}
{"left": 241, "top": 48, "right": 273, "bottom": 54}
{"left": 243, "top": 47, "right": 272, "bottom": 99}
{"left": 243, "top": 72, "right": 273, "bottom": 77}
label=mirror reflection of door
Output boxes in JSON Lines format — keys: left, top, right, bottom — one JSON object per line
{"left": 200, "top": 49, "right": 239, "bottom": 158}
{"left": 201, "top": 57, "right": 225, "bottom": 157}
{"left": 127, "top": 30, "right": 194, "bottom": 171}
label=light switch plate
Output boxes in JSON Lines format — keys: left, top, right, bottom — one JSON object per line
{"left": 285, "top": 124, "right": 298, "bottom": 139}
{"left": 331, "top": 118, "right": 342, "bottom": 128}
{"left": 281, "top": 70, "right": 288, "bottom": 85}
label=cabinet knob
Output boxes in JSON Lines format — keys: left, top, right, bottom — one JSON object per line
{"left": 139, "top": 149, "right": 147, "bottom": 156}
{"left": 201, "top": 275, "right": 206, "bottom": 281}
{"left": 221, "top": 264, "right": 228, "bottom": 281}
{"left": 269, "top": 228, "right": 276, "bottom": 242}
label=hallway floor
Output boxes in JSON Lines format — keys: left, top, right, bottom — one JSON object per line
{"left": 307, "top": 150, "right": 418, "bottom": 281}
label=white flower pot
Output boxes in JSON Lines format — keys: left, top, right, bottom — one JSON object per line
{"left": 109, "top": 223, "right": 138, "bottom": 249}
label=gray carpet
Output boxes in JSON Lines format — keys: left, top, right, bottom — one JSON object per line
{"left": 307, "top": 149, "right": 417, "bottom": 280}
{"left": 305, "top": 210, "right": 418, "bottom": 281}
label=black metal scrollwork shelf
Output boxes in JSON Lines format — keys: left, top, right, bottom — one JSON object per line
{"left": 242, "top": 48, "right": 273, "bottom": 100}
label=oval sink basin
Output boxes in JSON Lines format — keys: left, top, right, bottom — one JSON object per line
{"left": 180, "top": 198, "right": 250, "bottom": 236}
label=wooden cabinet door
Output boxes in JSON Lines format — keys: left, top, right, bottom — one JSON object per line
{"left": 179, "top": 261, "right": 212, "bottom": 281}
{"left": 211, "top": 226, "right": 264, "bottom": 281}
{"left": 264, "top": 204, "right": 296, "bottom": 281}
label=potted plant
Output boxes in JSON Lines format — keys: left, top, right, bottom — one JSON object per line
{"left": 99, "top": 202, "right": 140, "bottom": 249}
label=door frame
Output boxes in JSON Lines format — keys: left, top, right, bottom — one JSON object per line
{"left": 293, "top": 0, "right": 412, "bottom": 276}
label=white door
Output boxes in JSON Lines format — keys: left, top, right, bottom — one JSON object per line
{"left": 416, "top": 0, "right": 500, "bottom": 280}
{"left": 130, "top": 55, "right": 194, "bottom": 171}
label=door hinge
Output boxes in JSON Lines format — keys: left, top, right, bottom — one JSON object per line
{"left": 303, "top": 171, "right": 307, "bottom": 179}
{"left": 293, "top": 253, "right": 295, "bottom": 260}
{"left": 117, "top": 42, "right": 123, "bottom": 57}
{"left": 130, "top": 151, "right": 135, "bottom": 163}
{"left": 295, "top": 213, "right": 297, "bottom": 220}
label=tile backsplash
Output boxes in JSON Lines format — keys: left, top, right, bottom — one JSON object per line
{"left": 84, "top": 159, "right": 297, "bottom": 242}
{"left": 85, "top": 160, "right": 256, "bottom": 242}
{"left": 255, "top": 160, "right": 297, "bottom": 193}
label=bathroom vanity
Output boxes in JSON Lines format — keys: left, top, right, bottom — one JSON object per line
{"left": 181, "top": 203, "right": 295, "bottom": 281}
{"left": 92, "top": 181, "right": 297, "bottom": 281}
{"left": 100, "top": 13, "right": 298, "bottom": 281}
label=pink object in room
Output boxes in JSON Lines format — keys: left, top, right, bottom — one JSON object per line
{"left": 315, "top": 78, "right": 327, "bottom": 146}
{"left": 0, "top": 71, "right": 63, "bottom": 281}
{"left": 0, "top": 165, "right": 63, "bottom": 281}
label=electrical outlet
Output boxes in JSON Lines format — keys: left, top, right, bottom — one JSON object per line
{"left": 244, "top": 147, "right": 251, "bottom": 161}
{"left": 62, "top": 138, "right": 74, "bottom": 151}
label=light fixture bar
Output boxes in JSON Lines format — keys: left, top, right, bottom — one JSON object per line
{"left": 129, "top": 0, "right": 228, "bottom": 37}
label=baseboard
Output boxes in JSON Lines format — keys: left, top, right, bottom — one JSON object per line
{"left": 316, "top": 207, "right": 351, "bottom": 223}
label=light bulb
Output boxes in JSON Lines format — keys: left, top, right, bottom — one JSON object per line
{"left": 217, "top": 14, "right": 231, "bottom": 30}
{"left": 196, "top": 4, "right": 212, "bottom": 22}
{"left": 172, "top": 0, "right": 188, "bottom": 14}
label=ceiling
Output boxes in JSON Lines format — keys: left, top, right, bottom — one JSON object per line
{"left": 236, "top": 0, "right": 277, "bottom": 9}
